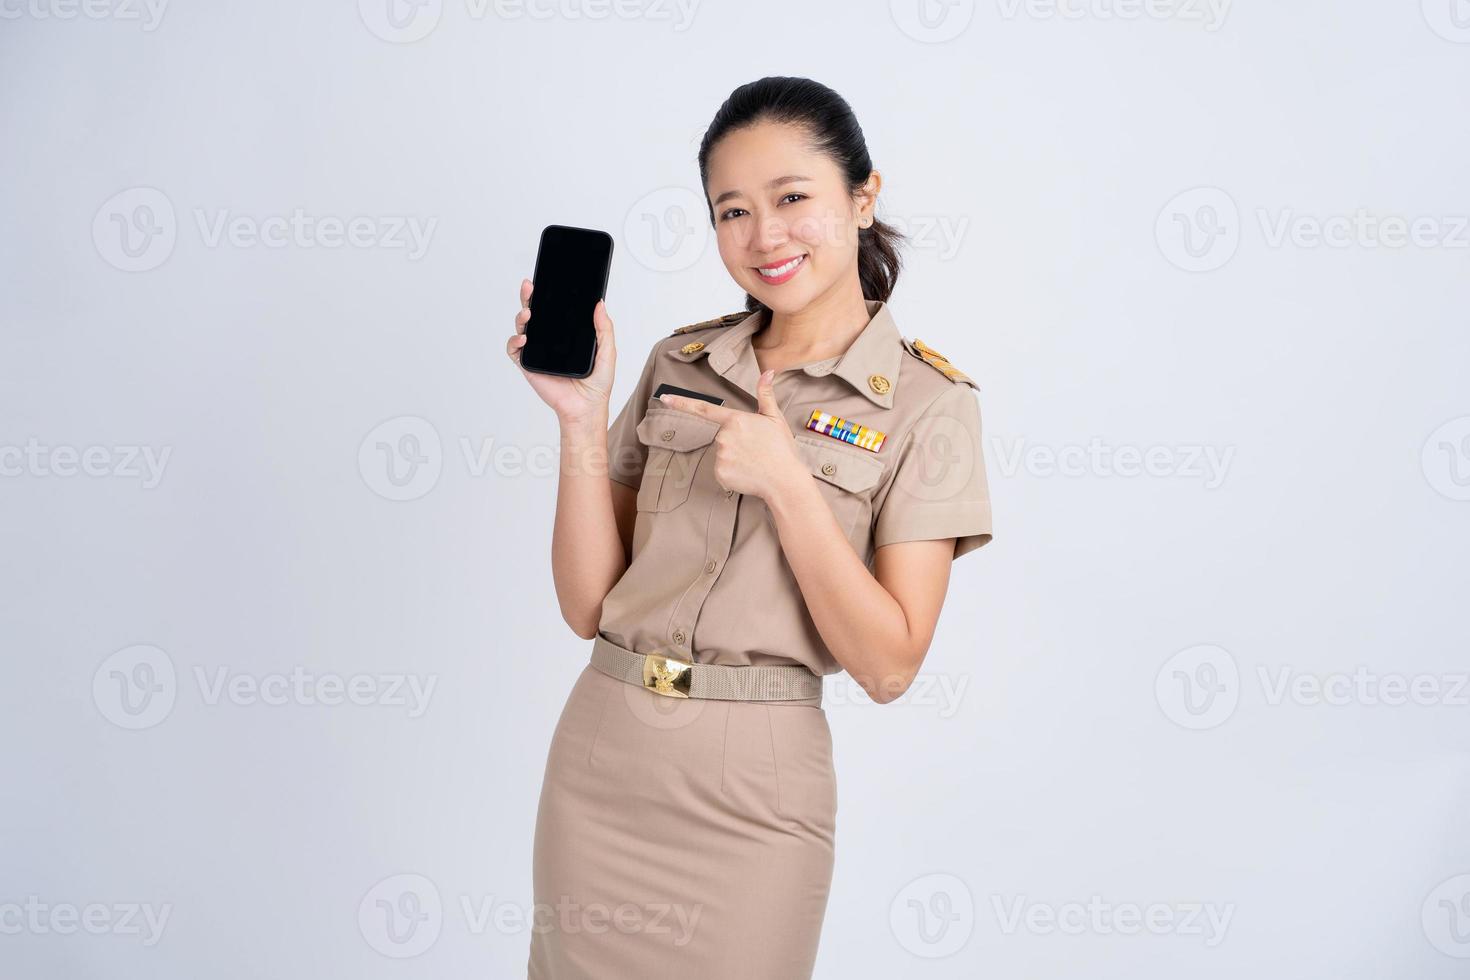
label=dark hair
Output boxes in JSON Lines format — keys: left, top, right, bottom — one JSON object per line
{"left": 697, "top": 76, "right": 904, "bottom": 314}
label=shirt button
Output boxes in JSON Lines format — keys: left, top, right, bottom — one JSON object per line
{"left": 704, "top": 559, "right": 716, "bottom": 574}
{"left": 724, "top": 487, "right": 734, "bottom": 498}
{"left": 821, "top": 462, "right": 836, "bottom": 476}
{"left": 661, "top": 430, "right": 675, "bottom": 441}
{"left": 672, "top": 629, "right": 686, "bottom": 645}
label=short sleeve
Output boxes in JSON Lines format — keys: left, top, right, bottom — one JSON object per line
{"left": 606, "top": 340, "right": 662, "bottom": 488}
{"left": 873, "top": 384, "right": 993, "bottom": 559}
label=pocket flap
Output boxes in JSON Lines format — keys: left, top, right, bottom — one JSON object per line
{"left": 794, "top": 435, "right": 884, "bottom": 493}
{"left": 635, "top": 408, "right": 720, "bottom": 453}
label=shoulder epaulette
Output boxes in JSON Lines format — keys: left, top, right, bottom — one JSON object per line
{"left": 902, "top": 337, "right": 979, "bottom": 389}
{"left": 671, "top": 311, "right": 750, "bottom": 335}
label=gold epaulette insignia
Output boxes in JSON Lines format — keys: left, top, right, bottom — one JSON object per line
{"left": 671, "top": 311, "right": 750, "bottom": 335}
{"left": 903, "top": 337, "right": 979, "bottom": 389}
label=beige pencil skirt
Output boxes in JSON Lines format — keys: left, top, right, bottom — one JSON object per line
{"left": 527, "top": 657, "right": 838, "bottom": 979}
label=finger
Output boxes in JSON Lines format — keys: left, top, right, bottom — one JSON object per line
{"left": 507, "top": 333, "right": 526, "bottom": 360}
{"left": 658, "top": 393, "right": 738, "bottom": 425}
{"left": 755, "top": 368, "right": 781, "bottom": 419}
{"left": 515, "top": 306, "right": 530, "bottom": 335}
{"left": 520, "top": 278, "right": 533, "bottom": 310}
{"left": 592, "top": 299, "right": 614, "bottom": 351}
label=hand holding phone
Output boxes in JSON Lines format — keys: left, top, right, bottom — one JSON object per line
{"left": 508, "top": 225, "right": 618, "bottom": 424}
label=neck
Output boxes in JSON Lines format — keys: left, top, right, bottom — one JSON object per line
{"left": 754, "top": 278, "right": 872, "bottom": 360}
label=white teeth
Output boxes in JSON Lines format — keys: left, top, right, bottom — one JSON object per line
{"left": 757, "top": 255, "right": 804, "bottom": 278}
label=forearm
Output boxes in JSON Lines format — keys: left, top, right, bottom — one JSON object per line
{"left": 765, "top": 474, "right": 920, "bottom": 700}
{"left": 549, "top": 409, "right": 625, "bottom": 638}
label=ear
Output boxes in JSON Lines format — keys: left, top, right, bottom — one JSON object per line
{"left": 855, "top": 170, "right": 882, "bottom": 225}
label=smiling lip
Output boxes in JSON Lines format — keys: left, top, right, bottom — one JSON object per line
{"left": 754, "top": 253, "right": 807, "bottom": 284}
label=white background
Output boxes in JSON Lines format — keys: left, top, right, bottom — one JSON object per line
{"left": 2, "top": 1, "right": 1468, "bottom": 977}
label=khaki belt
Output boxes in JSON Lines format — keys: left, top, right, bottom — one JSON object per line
{"left": 590, "top": 635, "right": 823, "bottom": 706}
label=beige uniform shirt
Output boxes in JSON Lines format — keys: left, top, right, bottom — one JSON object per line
{"left": 599, "top": 299, "right": 993, "bottom": 677}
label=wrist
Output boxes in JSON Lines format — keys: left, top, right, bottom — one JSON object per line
{"left": 559, "top": 405, "right": 609, "bottom": 436}
{"left": 558, "top": 408, "right": 613, "bottom": 480}
{"left": 765, "top": 463, "right": 820, "bottom": 523}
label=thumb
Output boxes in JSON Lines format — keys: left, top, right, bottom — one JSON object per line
{"left": 756, "top": 368, "right": 782, "bottom": 419}
{"left": 592, "top": 298, "right": 614, "bottom": 342}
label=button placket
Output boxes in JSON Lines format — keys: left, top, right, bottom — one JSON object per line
{"left": 666, "top": 479, "right": 741, "bottom": 659}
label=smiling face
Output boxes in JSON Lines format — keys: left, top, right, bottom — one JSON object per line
{"left": 704, "top": 119, "right": 878, "bottom": 315}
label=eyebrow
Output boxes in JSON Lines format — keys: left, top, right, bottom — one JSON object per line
{"left": 712, "top": 175, "right": 813, "bottom": 207}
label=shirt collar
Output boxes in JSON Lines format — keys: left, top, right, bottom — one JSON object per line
{"left": 665, "top": 299, "right": 904, "bottom": 409}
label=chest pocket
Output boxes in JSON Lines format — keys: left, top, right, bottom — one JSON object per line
{"left": 792, "top": 434, "right": 885, "bottom": 541}
{"left": 634, "top": 404, "right": 720, "bottom": 512}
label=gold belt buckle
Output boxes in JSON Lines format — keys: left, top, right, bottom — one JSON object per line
{"left": 642, "top": 653, "right": 693, "bottom": 698}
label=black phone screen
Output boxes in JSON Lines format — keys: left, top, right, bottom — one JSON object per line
{"left": 520, "top": 225, "right": 613, "bottom": 378}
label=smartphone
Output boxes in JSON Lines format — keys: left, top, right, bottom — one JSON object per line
{"left": 519, "top": 224, "right": 613, "bottom": 378}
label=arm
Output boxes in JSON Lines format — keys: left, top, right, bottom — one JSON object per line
{"left": 507, "top": 281, "right": 649, "bottom": 640}
{"left": 549, "top": 410, "right": 633, "bottom": 639}
{"left": 773, "top": 383, "right": 992, "bottom": 698}
{"left": 766, "top": 474, "right": 956, "bottom": 702}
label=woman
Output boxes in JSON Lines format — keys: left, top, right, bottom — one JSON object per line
{"left": 508, "top": 76, "right": 993, "bottom": 979}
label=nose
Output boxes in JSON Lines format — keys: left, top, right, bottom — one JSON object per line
{"left": 750, "top": 209, "right": 790, "bottom": 256}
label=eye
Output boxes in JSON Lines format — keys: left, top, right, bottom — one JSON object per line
{"left": 718, "top": 207, "right": 748, "bottom": 222}
{"left": 779, "top": 193, "right": 807, "bottom": 205}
